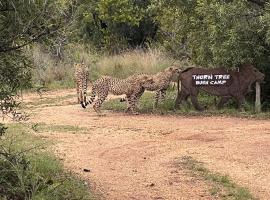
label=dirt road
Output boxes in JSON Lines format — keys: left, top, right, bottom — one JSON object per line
{"left": 26, "top": 90, "right": 270, "bottom": 200}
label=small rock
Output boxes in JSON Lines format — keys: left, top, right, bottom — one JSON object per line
{"left": 83, "top": 168, "right": 91, "bottom": 172}
{"left": 170, "top": 170, "right": 178, "bottom": 174}
{"left": 154, "top": 197, "right": 164, "bottom": 200}
{"left": 147, "top": 183, "right": 155, "bottom": 187}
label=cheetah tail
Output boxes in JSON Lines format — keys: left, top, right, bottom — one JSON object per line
{"left": 80, "top": 101, "right": 86, "bottom": 108}
{"left": 83, "top": 90, "right": 96, "bottom": 108}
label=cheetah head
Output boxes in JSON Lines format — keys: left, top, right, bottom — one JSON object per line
{"left": 166, "top": 65, "right": 181, "bottom": 80}
{"left": 166, "top": 66, "right": 181, "bottom": 74}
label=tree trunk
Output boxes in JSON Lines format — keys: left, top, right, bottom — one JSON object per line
{"left": 255, "top": 82, "right": 261, "bottom": 113}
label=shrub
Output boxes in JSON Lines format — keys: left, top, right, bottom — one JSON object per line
{"left": 0, "top": 124, "right": 93, "bottom": 200}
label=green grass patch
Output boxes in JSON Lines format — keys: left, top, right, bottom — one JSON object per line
{"left": 102, "top": 89, "right": 270, "bottom": 119}
{"left": 0, "top": 123, "right": 95, "bottom": 200}
{"left": 103, "top": 89, "right": 177, "bottom": 114}
{"left": 45, "top": 79, "right": 76, "bottom": 90}
{"left": 178, "top": 156, "right": 254, "bottom": 200}
{"left": 23, "top": 94, "right": 76, "bottom": 108}
{"left": 30, "top": 122, "right": 88, "bottom": 134}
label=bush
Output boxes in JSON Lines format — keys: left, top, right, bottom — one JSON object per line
{"left": 0, "top": 124, "right": 93, "bottom": 200}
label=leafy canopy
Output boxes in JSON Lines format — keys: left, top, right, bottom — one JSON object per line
{"left": 0, "top": 0, "right": 72, "bottom": 117}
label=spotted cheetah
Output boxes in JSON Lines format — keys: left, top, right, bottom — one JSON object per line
{"left": 82, "top": 75, "right": 154, "bottom": 115}
{"left": 120, "top": 66, "right": 181, "bottom": 108}
{"left": 74, "top": 62, "right": 89, "bottom": 105}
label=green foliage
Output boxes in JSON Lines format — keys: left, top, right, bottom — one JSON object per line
{"left": 74, "top": 0, "right": 157, "bottom": 52}
{"left": 21, "top": 0, "right": 270, "bottom": 109}
{"left": 154, "top": 0, "right": 266, "bottom": 67}
{"left": 0, "top": 124, "right": 7, "bottom": 136}
{"left": 97, "top": 0, "right": 142, "bottom": 25}
{"left": 151, "top": 0, "right": 270, "bottom": 107}
{"left": 0, "top": 0, "right": 70, "bottom": 53}
{"left": 0, "top": 123, "right": 93, "bottom": 200}
{"left": 0, "top": 0, "right": 74, "bottom": 116}
{"left": 3, "top": 0, "right": 269, "bottom": 111}
{"left": 264, "top": 3, "right": 270, "bottom": 45}
{"left": 0, "top": 51, "right": 32, "bottom": 116}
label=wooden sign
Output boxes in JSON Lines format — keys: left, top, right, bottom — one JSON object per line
{"left": 192, "top": 74, "right": 231, "bottom": 86}
{"left": 175, "top": 64, "right": 265, "bottom": 111}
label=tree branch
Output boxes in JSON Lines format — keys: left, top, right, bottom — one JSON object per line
{"left": 0, "top": 26, "right": 59, "bottom": 53}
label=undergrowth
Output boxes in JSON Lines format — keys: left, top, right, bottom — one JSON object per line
{"left": 29, "top": 45, "right": 178, "bottom": 90}
{"left": 0, "top": 123, "right": 94, "bottom": 200}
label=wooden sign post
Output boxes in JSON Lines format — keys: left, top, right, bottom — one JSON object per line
{"left": 255, "top": 82, "right": 261, "bottom": 113}
{"left": 175, "top": 64, "right": 265, "bottom": 111}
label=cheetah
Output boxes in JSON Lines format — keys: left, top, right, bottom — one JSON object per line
{"left": 120, "top": 66, "right": 181, "bottom": 108}
{"left": 81, "top": 75, "right": 154, "bottom": 115}
{"left": 74, "top": 62, "right": 89, "bottom": 105}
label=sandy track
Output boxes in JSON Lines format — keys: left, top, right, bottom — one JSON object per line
{"left": 28, "top": 99, "right": 270, "bottom": 200}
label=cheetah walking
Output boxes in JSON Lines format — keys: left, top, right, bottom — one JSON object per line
{"left": 82, "top": 75, "right": 153, "bottom": 115}
{"left": 74, "top": 62, "right": 89, "bottom": 105}
{"left": 120, "top": 66, "right": 181, "bottom": 108}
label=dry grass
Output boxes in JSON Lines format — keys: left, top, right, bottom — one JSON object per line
{"left": 30, "top": 45, "right": 75, "bottom": 89}
{"left": 94, "top": 48, "right": 176, "bottom": 78}
{"left": 29, "top": 45, "right": 183, "bottom": 88}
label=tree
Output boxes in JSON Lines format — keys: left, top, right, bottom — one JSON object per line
{"left": 74, "top": 0, "right": 157, "bottom": 52}
{"left": 151, "top": 0, "right": 270, "bottom": 109}
{"left": 0, "top": 0, "right": 73, "bottom": 119}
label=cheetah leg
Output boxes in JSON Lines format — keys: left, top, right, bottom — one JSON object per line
{"left": 159, "top": 89, "right": 166, "bottom": 103}
{"left": 125, "top": 88, "right": 143, "bottom": 114}
{"left": 125, "top": 95, "right": 132, "bottom": 113}
{"left": 125, "top": 95, "right": 139, "bottom": 115}
{"left": 128, "top": 87, "right": 145, "bottom": 110}
{"left": 135, "top": 88, "right": 145, "bottom": 108}
{"left": 76, "top": 82, "right": 80, "bottom": 103}
{"left": 120, "top": 87, "right": 144, "bottom": 103}
{"left": 153, "top": 89, "right": 167, "bottom": 109}
{"left": 153, "top": 90, "right": 161, "bottom": 109}
{"left": 79, "top": 79, "right": 85, "bottom": 105}
{"left": 130, "top": 95, "right": 139, "bottom": 115}
{"left": 79, "top": 90, "right": 83, "bottom": 105}
{"left": 93, "top": 92, "right": 108, "bottom": 116}
{"left": 83, "top": 77, "right": 88, "bottom": 104}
